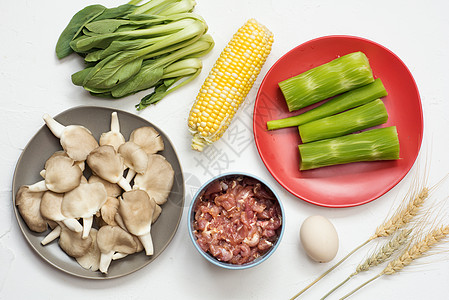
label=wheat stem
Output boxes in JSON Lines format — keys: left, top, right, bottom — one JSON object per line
{"left": 320, "top": 275, "right": 353, "bottom": 300}
{"left": 339, "top": 273, "right": 382, "bottom": 300}
{"left": 290, "top": 239, "right": 370, "bottom": 300}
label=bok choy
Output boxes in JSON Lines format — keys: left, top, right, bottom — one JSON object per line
{"left": 56, "top": 0, "right": 213, "bottom": 110}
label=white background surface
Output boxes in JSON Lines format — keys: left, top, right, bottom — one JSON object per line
{"left": 1, "top": 0, "right": 449, "bottom": 299}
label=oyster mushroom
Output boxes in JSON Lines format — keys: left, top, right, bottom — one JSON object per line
{"left": 118, "top": 141, "right": 148, "bottom": 182}
{"left": 134, "top": 154, "right": 174, "bottom": 205}
{"left": 112, "top": 235, "right": 144, "bottom": 260}
{"left": 39, "top": 191, "right": 83, "bottom": 233}
{"left": 42, "top": 113, "right": 99, "bottom": 162}
{"left": 129, "top": 126, "right": 164, "bottom": 155}
{"left": 61, "top": 182, "right": 107, "bottom": 239}
{"left": 28, "top": 155, "right": 83, "bottom": 193}
{"left": 39, "top": 151, "right": 85, "bottom": 178}
{"left": 118, "top": 189, "right": 156, "bottom": 256}
{"left": 99, "top": 112, "right": 125, "bottom": 151}
{"left": 97, "top": 225, "right": 139, "bottom": 274}
{"left": 15, "top": 186, "right": 47, "bottom": 232}
{"left": 76, "top": 228, "right": 101, "bottom": 272}
{"left": 100, "top": 196, "right": 120, "bottom": 226}
{"left": 86, "top": 145, "right": 131, "bottom": 192}
{"left": 59, "top": 226, "right": 93, "bottom": 258}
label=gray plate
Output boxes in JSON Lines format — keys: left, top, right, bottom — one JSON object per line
{"left": 12, "top": 106, "right": 185, "bottom": 279}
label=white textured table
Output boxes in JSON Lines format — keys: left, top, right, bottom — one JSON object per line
{"left": 1, "top": 1, "right": 449, "bottom": 299}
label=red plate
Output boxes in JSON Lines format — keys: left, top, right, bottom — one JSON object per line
{"left": 253, "top": 35, "right": 423, "bottom": 208}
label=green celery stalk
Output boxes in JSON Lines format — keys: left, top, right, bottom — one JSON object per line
{"left": 279, "top": 51, "right": 374, "bottom": 112}
{"left": 298, "top": 126, "right": 399, "bottom": 171}
{"left": 267, "top": 78, "right": 387, "bottom": 130}
{"left": 299, "top": 98, "right": 388, "bottom": 143}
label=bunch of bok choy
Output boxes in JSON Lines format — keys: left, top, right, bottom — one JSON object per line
{"left": 56, "top": 0, "right": 214, "bottom": 110}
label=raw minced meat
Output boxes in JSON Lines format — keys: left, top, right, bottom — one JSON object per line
{"left": 193, "top": 176, "right": 282, "bottom": 265}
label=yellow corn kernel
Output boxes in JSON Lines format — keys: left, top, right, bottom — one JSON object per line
{"left": 188, "top": 19, "right": 273, "bottom": 151}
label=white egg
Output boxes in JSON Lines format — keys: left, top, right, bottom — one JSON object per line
{"left": 300, "top": 215, "right": 339, "bottom": 263}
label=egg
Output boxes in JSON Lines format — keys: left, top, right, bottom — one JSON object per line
{"left": 300, "top": 215, "right": 339, "bottom": 263}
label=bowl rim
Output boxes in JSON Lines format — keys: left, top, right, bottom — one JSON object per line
{"left": 187, "top": 171, "right": 285, "bottom": 270}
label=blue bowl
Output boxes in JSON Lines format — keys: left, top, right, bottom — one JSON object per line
{"left": 188, "top": 172, "right": 285, "bottom": 270}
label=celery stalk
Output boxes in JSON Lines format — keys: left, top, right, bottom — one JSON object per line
{"left": 267, "top": 78, "right": 387, "bottom": 130}
{"left": 299, "top": 98, "right": 388, "bottom": 143}
{"left": 298, "top": 126, "right": 399, "bottom": 171}
{"left": 279, "top": 52, "right": 374, "bottom": 112}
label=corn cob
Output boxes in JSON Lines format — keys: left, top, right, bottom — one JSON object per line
{"left": 188, "top": 19, "right": 273, "bottom": 151}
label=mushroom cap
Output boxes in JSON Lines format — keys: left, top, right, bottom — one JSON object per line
{"left": 45, "top": 150, "right": 86, "bottom": 172}
{"left": 118, "top": 189, "right": 155, "bottom": 236}
{"left": 76, "top": 228, "right": 101, "bottom": 271}
{"left": 87, "top": 145, "right": 124, "bottom": 184}
{"left": 97, "top": 225, "right": 138, "bottom": 254}
{"left": 134, "top": 154, "right": 174, "bottom": 205}
{"left": 99, "top": 132, "right": 125, "bottom": 152}
{"left": 152, "top": 204, "right": 162, "bottom": 224}
{"left": 61, "top": 182, "right": 107, "bottom": 219}
{"left": 16, "top": 186, "right": 47, "bottom": 232}
{"left": 59, "top": 227, "right": 93, "bottom": 258}
{"left": 88, "top": 175, "right": 122, "bottom": 198}
{"left": 40, "top": 191, "right": 65, "bottom": 222}
{"left": 100, "top": 196, "right": 120, "bottom": 226}
{"left": 99, "top": 111, "right": 125, "bottom": 151}
{"left": 44, "top": 155, "right": 83, "bottom": 193}
{"left": 60, "top": 125, "right": 99, "bottom": 162}
{"left": 118, "top": 141, "right": 148, "bottom": 175}
{"left": 129, "top": 126, "right": 164, "bottom": 154}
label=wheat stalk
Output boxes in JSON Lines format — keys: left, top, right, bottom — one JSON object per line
{"left": 340, "top": 225, "right": 449, "bottom": 299}
{"left": 320, "top": 229, "right": 411, "bottom": 300}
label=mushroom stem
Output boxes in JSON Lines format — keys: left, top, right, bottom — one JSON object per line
{"left": 117, "top": 177, "right": 132, "bottom": 192}
{"left": 125, "top": 169, "right": 137, "bottom": 183}
{"left": 110, "top": 112, "right": 120, "bottom": 133}
{"left": 43, "top": 113, "right": 65, "bottom": 138}
{"left": 62, "top": 218, "right": 83, "bottom": 233}
{"left": 99, "top": 250, "right": 114, "bottom": 274}
{"left": 41, "top": 225, "right": 62, "bottom": 245}
{"left": 28, "top": 180, "right": 48, "bottom": 192}
{"left": 112, "top": 252, "right": 128, "bottom": 260}
{"left": 138, "top": 231, "right": 154, "bottom": 256}
{"left": 82, "top": 216, "right": 93, "bottom": 239}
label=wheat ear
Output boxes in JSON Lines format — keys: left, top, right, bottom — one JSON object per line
{"left": 370, "top": 187, "right": 428, "bottom": 240}
{"left": 340, "top": 225, "right": 449, "bottom": 300}
{"left": 320, "top": 229, "right": 411, "bottom": 300}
